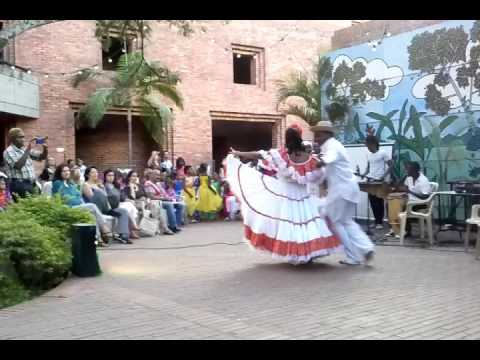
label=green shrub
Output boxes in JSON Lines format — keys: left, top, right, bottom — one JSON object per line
{"left": 7, "top": 195, "right": 95, "bottom": 241}
{"left": 0, "top": 251, "right": 30, "bottom": 308}
{"left": 0, "top": 211, "right": 71, "bottom": 289}
{"left": 0, "top": 273, "right": 31, "bottom": 309}
{"left": 0, "top": 196, "right": 94, "bottom": 293}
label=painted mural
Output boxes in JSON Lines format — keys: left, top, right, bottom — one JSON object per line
{"left": 325, "top": 20, "right": 480, "bottom": 189}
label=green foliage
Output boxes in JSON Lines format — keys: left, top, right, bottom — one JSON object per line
{"left": 0, "top": 211, "right": 71, "bottom": 289}
{"left": 6, "top": 195, "right": 94, "bottom": 242}
{"left": 0, "top": 251, "right": 31, "bottom": 308}
{"left": 0, "top": 196, "right": 94, "bottom": 302}
{"left": 276, "top": 56, "right": 332, "bottom": 125}
{"left": 73, "top": 51, "right": 183, "bottom": 145}
{"left": 0, "top": 274, "right": 31, "bottom": 309}
{"left": 71, "top": 19, "right": 200, "bottom": 146}
{"left": 70, "top": 68, "right": 103, "bottom": 88}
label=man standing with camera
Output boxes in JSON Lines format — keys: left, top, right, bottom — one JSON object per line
{"left": 3, "top": 128, "right": 48, "bottom": 200}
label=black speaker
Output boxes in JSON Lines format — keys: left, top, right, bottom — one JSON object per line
{"left": 71, "top": 224, "right": 102, "bottom": 277}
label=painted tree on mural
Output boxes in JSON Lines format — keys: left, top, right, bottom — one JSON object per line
{"left": 327, "top": 59, "right": 386, "bottom": 117}
{"left": 408, "top": 21, "right": 480, "bottom": 117}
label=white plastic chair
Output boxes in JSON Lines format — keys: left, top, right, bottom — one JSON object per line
{"left": 398, "top": 182, "right": 439, "bottom": 246}
{"left": 464, "top": 204, "right": 480, "bottom": 259}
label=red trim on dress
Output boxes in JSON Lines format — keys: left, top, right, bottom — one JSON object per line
{"left": 244, "top": 225, "right": 341, "bottom": 257}
{"left": 279, "top": 149, "right": 319, "bottom": 176}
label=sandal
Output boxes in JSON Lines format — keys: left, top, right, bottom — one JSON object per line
{"left": 101, "top": 232, "right": 114, "bottom": 244}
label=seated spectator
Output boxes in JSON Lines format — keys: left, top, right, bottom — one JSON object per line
{"left": 222, "top": 181, "right": 240, "bottom": 221}
{"left": 183, "top": 166, "right": 199, "bottom": 223}
{"left": 211, "top": 172, "right": 222, "bottom": 194}
{"left": 104, "top": 169, "right": 140, "bottom": 240}
{"left": 196, "top": 163, "right": 223, "bottom": 221}
{"left": 51, "top": 164, "right": 113, "bottom": 246}
{"left": 140, "top": 169, "right": 173, "bottom": 236}
{"left": 83, "top": 166, "right": 132, "bottom": 244}
{"left": 147, "top": 151, "right": 161, "bottom": 170}
{"left": 122, "top": 170, "right": 147, "bottom": 209}
{"left": 144, "top": 169, "right": 181, "bottom": 233}
{"left": 0, "top": 175, "right": 12, "bottom": 212}
{"left": 77, "top": 158, "right": 87, "bottom": 178}
{"left": 175, "top": 157, "right": 186, "bottom": 179}
{"left": 160, "top": 152, "right": 173, "bottom": 174}
{"left": 70, "top": 165, "right": 84, "bottom": 190}
{"left": 39, "top": 156, "right": 56, "bottom": 183}
{"left": 164, "top": 176, "right": 186, "bottom": 224}
{"left": 67, "top": 159, "right": 75, "bottom": 169}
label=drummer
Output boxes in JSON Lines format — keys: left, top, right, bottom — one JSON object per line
{"left": 395, "top": 161, "right": 432, "bottom": 237}
{"left": 361, "top": 135, "right": 393, "bottom": 230}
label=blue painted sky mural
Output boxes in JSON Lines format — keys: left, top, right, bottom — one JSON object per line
{"left": 325, "top": 20, "right": 480, "bottom": 186}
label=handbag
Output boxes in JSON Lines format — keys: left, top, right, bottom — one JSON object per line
{"left": 138, "top": 210, "right": 158, "bottom": 237}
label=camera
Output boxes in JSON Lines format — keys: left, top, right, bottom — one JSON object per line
{"left": 35, "top": 137, "right": 47, "bottom": 145}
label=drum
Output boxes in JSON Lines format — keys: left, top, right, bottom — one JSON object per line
{"left": 359, "top": 182, "right": 391, "bottom": 199}
{"left": 387, "top": 192, "right": 407, "bottom": 235}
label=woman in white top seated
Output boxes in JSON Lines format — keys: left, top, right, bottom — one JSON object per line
{"left": 103, "top": 169, "right": 141, "bottom": 239}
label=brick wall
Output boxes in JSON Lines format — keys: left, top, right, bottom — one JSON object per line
{"left": 76, "top": 114, "right": 156, "bottom": 173}
{"left": 8, "top": 20, "right": 351, "bottom": 168}
{"left": 331, "top": 20, "right": 446, "bottom": 50}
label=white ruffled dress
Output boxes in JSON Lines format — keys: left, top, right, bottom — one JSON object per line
{"left": 226, "top": 149, "right": 342, "bottom": 264}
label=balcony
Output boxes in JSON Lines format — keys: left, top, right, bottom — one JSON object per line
{"left": 0, "top": 62, "right": 39, "bottom": 118}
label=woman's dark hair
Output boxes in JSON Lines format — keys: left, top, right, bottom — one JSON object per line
{"left": 365, "top": 135, "right": 380, "bottom": 149}
{"left": 126, "top": 170, "right": 138, "bottom": 184}
{"left": 285, "top": 127, "right": 305, "bottom": 155}
{"left": 53, "top": 164, "right": 70, "bottom": 182}
{"left": 199, "top": 163, "right": 208, "bottom": 174}
{"left": 103, "top": 169, "right": 121, "bottom": 188}
{"left": 84, "top": 166, "right": 97, "bottom": 182}
{"left": 39, "top": 168, "right": 51, "bottom": 182}
{"left": 114, "top": 170, "right": 124, "bottom": 189}
{"left": 176, "top": 157, "right": 186, "bottom": 168}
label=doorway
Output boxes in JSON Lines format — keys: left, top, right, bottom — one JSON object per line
{"left": 212, "top": 120, "right": 273, "bottom": 172}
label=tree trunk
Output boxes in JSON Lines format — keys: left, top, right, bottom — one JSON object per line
{"left": 127, "top": 109, "right": 133, "bottom": 168}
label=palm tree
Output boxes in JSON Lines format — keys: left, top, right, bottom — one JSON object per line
{"left": 276, "top": 55, "right": 336, "bottom": 126}
{"left": 70, "top": 20, "right": 192, "bottom": 150}
{"left": 72, "top": 51, "right": 183, "bottom": 145}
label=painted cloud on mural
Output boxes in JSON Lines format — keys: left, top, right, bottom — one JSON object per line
{"left": 332, "top": 54, "right": 403, "bottom": 101}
